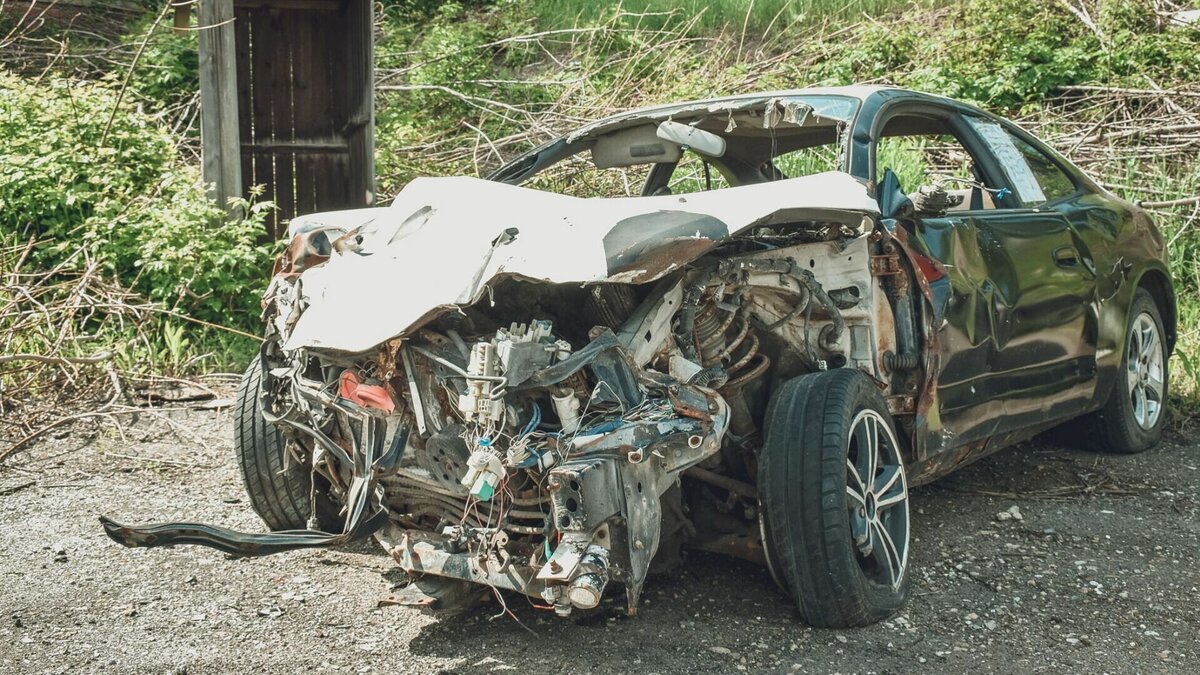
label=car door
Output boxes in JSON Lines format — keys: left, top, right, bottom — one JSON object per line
{"left": 887, "top": 113, "right": 1099, "bottom": 448}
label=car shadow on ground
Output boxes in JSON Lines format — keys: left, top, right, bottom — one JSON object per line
{"left": 401, "top": 548, "right": 791, "bottom": 672}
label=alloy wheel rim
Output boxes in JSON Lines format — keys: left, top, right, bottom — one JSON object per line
{"left": 1127, "top": 312, "right": 1165, "bottom": 430}
{"left": 845, "top": 409, "right": 909, "bottom": 590}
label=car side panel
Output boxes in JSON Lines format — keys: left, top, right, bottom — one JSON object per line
{"left": 849, "top": 91, "right": 1172, "bottom": 482}
{"left": 911, "top": 209, "right": 1096, "bottom": 446}
{"left": 1062, "top": 192, "right": 1174, "bottom": 413}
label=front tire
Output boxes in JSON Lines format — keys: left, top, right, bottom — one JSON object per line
{"left": 759, "top": 369, "right": 911, "bottom": 627}
{"left": 234, "top": 360, "right": 314, "bottom": 531}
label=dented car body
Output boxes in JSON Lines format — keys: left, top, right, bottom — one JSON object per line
{"left": 103, "top": 87, "right": 1175, "bottom": 626}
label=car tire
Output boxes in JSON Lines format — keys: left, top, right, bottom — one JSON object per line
{"left": 1075, "top": 288, "right": 1169, "bottom": 454}
{"left": 234, "top": 360, "right": 314, "bottom": 531}
{"left": 759, "top": 368, "right": 911, "bottom": 627}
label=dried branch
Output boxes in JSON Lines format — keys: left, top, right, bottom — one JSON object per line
{"left": 0, "top": 240, "right": 234, "bottom": 467}
{"left": 0, "top": 351, "right": 112, "bottom": 365}
{"left": 99, "top": 0, "right": 171, "bottom": 146}
{"left": 1140, "top": 196, "right": 1200, "bottom": 208}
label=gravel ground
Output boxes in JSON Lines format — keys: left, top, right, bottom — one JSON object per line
{"left": 1, "top": 407, "right": 1198, "bottom": 674}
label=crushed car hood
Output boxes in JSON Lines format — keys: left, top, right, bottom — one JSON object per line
{"left": 282, "top": 171, "right": 879, "bottom": 353}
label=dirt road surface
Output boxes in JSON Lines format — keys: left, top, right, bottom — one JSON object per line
{"left": 1, "top": 408, "right": 1197, "bottom": 674}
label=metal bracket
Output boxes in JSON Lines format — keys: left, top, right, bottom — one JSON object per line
{"left": 869, "top": 253, "right": 902, "bottom": 277}
{"left": 885, "top": 395, "right": 916, "bottom": 415}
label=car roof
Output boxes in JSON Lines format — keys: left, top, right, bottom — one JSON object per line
{"left": 572, "top": 86, "right": 971, "bottom": 129}
{"left": 489, "top": 86, "right": 995, "bottom": 183}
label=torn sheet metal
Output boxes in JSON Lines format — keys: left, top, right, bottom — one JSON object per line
{"left": 561, "top": 87, "right": 873, "bottom": 144}
{"left": 282, "top": 172, "right": 878, "bottom": 353}
{"left": 762, "top": 97, "right": 812, "bottom": 128}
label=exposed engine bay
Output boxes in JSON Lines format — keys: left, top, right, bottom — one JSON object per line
{"left": 263, "top": 223, "right": 893, "bottom": 616}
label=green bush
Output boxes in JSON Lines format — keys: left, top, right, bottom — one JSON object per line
{"left": 796, "top": 0, "right": 1200, "bottom": 110}
{"left": 0, "top": 69, "right": 276, "bottom": 334}
{"left": 122, "top": 17, "right": 200, "bottom": 113}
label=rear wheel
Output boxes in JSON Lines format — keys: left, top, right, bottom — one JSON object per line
{"left": 1071, "top": 288, "right": 1168, "bottom": 454}
{"left": 759, "top": 368, "right": 911, "bottom": 627}
{"left": 234, "top": 360, "right": 314, "bottom": 530}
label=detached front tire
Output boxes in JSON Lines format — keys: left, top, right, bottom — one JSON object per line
{"left": 759, "top": 369, "right": 911, "bottom": 627}
{"left": 234, "top": 360, "right": 314, "bottom": 531}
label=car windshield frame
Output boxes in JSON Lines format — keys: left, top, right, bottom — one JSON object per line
{"left": 487, "top": 93, "right": 863, "bottom": 193}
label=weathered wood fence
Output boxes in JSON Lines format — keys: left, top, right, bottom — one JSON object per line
{"left": 198, "top": 0, "right": 374, "bottom": 236}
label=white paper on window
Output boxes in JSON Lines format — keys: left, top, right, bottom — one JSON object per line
{"left": 965, "top": 117, "right": 1046, "bottom": 204}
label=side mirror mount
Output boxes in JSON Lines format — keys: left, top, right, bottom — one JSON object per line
{"left": 657, "top": 120, "right": 726, "bottom": 158}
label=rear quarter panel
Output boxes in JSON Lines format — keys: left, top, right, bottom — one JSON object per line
{"left": 1067, "top": 191, "right": 1173, "bottom": 412}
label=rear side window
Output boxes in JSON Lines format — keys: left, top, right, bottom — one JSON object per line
{"left": 964, "top": 117, "right": 1078, "bottom": 206}
{"left": 1006, "top": 133, "right": 1077, "bottom": 205}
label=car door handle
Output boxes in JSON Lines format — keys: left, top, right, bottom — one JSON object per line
{"left": 1053, "top": 246, "right": 1081, "bottom": 268}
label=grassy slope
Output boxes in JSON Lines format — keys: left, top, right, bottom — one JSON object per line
{"left": 528, "top": 0, "right": 936, "bottom": 33}
{"left": 376, "top": 0, "right": 1199, "bottom": 412}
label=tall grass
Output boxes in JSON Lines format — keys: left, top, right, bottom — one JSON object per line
{"left": 529, "top": 0, "right": 930, "bottom": 33}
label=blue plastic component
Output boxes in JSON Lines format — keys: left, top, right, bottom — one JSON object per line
{"left": 515, "top": 448, "right": 545, "bottom": 469}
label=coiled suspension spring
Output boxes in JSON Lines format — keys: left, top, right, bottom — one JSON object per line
{"left": 693, "top": 299, "right": 770, "bottom": 389}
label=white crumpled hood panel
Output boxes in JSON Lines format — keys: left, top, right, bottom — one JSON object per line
{"left": 283, "top": 171, "right": 878, "bottom": 353}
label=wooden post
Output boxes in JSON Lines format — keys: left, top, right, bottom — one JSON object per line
{"left": 346, "top": 0, "right": 376, "bottom": 207}
{"left": 173, "top": 2, "right": 192, "bottom": 36}
{"left": 197, "top": 0, "right": 243, "bottom": 216}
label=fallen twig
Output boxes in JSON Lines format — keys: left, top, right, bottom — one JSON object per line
{"left": 1138, "top": 196, "right": 1200, "bottom": 208}
{"left": 1056, "top": 84, "right": 1200, "bottom": 98}
{"left": 102, "top": 451, "right": 215, "bottom": 469}
{"left": 0, "top": 481, "right": 36, "bottom": 497}
{"left": 0, "top": 410, "right": 122, "bottom": 465}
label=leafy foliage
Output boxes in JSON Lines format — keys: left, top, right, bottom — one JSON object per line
{"left": 799, "top": 0, "right": 1200, "bottom": 110}
{"left": 122, "top": 17, "right": 200, "bottom": 113}
{"left": 375, "top": 1, "right": 547, "bottom": 188}
{"left": 0, "top": 69, "right": 276, "bottom": 336}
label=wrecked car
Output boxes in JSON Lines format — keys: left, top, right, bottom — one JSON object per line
{"left": 103, "top": 86, "right": 1175, "bottom": 627}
